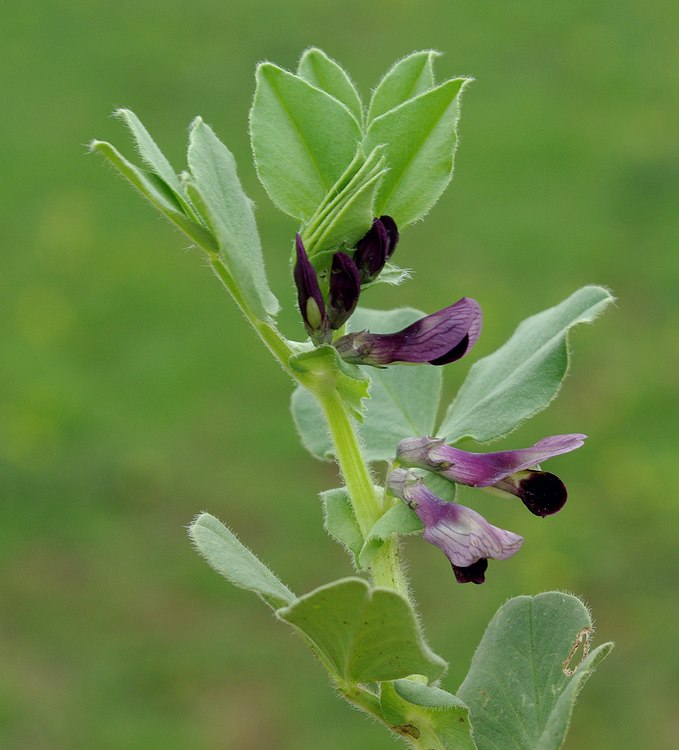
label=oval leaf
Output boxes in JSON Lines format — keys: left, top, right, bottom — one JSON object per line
{"left": 277, "top": 577, "right": 447, "bottom": 684}
{"left": 250, "top": 63, "right": 362, "bottom": 220}
{"left": 458, "top": 592, "right": 613, "bottom": 750}
{"left": 297, "top": 47, "right": 364, "bottom": 125}
{"left": 367, "top": 49, "right": 439, "bottom": 123}
{"left": 188, "top": 513, "right": 295, "bottom": 609}
{"left": 364, "top": 77, "right": 470, "bottom": 226}
{"left": 186, "top": 117, "right": 279, "bottom": 319}
{"left": 439, "top": 285, "right": 615, "bottom": 443}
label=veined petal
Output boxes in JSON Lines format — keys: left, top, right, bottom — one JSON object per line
{"left": 334, "top": 297, "right": 482, "bottom": 367}
{"left": 397, "top": 433, "right": 586, "bottom": 486}
{"left": 388, "top": 469, "right": 523, "bottom": 584}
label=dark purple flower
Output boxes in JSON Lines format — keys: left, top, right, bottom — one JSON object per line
{"left": 397, "top": 434, "right": 586, "bottom": 516}
{"left": 294, "top": 233, "right": 328, "bottom": 344}
{"left": 388, "top": 468, "right": 524, "bottom": 584}
{"left": 327, "top": 252, "right": 361, "bottom": 330}
{"left": 333, "top": 297, "right": 482, "bottom": 367}
{"left": 353, "top": 215, "right": 400, "bottom": 284}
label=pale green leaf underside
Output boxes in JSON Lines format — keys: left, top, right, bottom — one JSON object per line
{"left": 367, "top": 49, "right": 439, "bottom": 123}
{"left": 439, "top": 286, "right": 615, "bottom": 443}
{"left": 358, "top": 501, "right": 422, "bottom": 569}
{"left": 250, "top": 63, "right": 362, "bottom": 220}
{"left": 186, "top": 118, "right": 279, "bottom": 319}
{"left": 277, "top": 577, "right": 447, "bottom": 684}
{"left": 89, "top": 140, "right": 217, "bottom": 251}
{"left": 114, "top": 108, "right": 185, "bottom": 199}
{"left": 322, "top": 487, "right": 364, "bottom": 563}
{"left": 380, "top": 680, "right": 477, "bottom": 750}
{"left": 297, "top": 47, "right": 364, "bottom": 125}
{"left": 365, "top": 77, "right": 469, "bottom": 226}
{"left": 188, "top": 513, "right": 295, "bottom": 609}
{"left": 458, "top": 592, "right": 613, "bottom": 750}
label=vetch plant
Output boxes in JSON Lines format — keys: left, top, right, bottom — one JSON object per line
{"left": 92, "top": 48, "right": 615, "bottom": 749}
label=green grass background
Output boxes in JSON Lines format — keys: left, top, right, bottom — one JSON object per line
{"left": 2, "top": 1, "right": 677, "bottom": 748}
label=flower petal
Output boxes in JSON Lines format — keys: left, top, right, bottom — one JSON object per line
{"left": 492, "top": 470, "right": 568, "bottom": 516}
{"left": 327, "top": 252, "right": 361, "bottom": 329}
{"left": 293, "top": 234, "right": 327, "bottom": 341}
{"left": 334, "top": 297, "right": 482, "bottom": 366}
{"left": 398, "top": 433, "right": 586, "bottom": 486}
{"left": 388, "top": 469, "right": 523, "bottom": 583}
{"left": 353, "top": 215, "right": 399, "bottom": 284}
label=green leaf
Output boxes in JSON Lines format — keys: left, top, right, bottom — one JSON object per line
{"left": 364, "top": 77, "right": 470, "bottom": 227}
{"left": 302, "top": 145, "right": 387, "bottom": 260}
{"left": 367, "top": 50, "right": 439, "bottom": 123}
{"left": 114, "top": 108, "right": 185, "bottom": 199}
{"left": 358, "top": 501, "right": 423, "bottom": 569}
{"left": 351, "top": 307, "right": 443, "bottom": 462}
{"left": 186, "top": 117, "right": 279, "bottom": 320}
{"left": 250, "top": 63, "right": 362, "bottom": 220}
{"left": 188, "top": 513, "right": 296, "bottom": 609}
{"left": 277, "top": 577, "right": 447, "bottom": 684}
{"left": 380, "top": 680, "right": 477, "bottom": 750}
{"left": 89, "top": 139, "right": 217, "bottom": 251}
{"left": 322, "top": 487, "right": 364, "bottom": 564}
{"left": 363, "top": 262, "right": 412, "bottom": 288}
{"left": 457, "top": 592, "right": 613, "bottom": 750}
{"left": 439, "top": 286, "right": 615, "bottom": 443}
{"left": 289, "top": 345, "right": 370, "bottom": 422}
{"left": 297, "top": 47, "right": 364, "bottom": 125}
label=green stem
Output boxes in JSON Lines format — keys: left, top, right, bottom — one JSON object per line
{"left": 315, "top": 387, "right": 411, "bottom": 597}
{"left": 209, "top": 254, "right": 294, "bottom": 373}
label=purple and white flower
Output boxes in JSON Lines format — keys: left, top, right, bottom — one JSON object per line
{"left": 388, "top": 468, "right": 524, "bottom": 584}
{"left": 334, "top": 297, "right": 482, "bottom": 367}
{"left": 397, "top": 433, "right": 586, "bottom": 516}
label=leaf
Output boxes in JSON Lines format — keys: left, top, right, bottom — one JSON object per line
{"left": 350, "top": 307, "right": 443, "bottom": 462}
{"left": 439, "top": 286, "right": 615, "bottom": 443}
{"left": 364, "top": 77, "right": 470, "bottom": 227}
{"left": 358, "top": 501, "right": 423, "bottom": 569}
{"left": 114, "top": 108, "right": 185, "bottom": 199}
{"left": 363, "top": 262, "right": 412, "bottom": 288}
{"left": 457, "top": 592, "right": 613, "bottom": 750}
{"left": 297, "top": 47, "right": 364, "bottom": 125}
{"left": 188, "top": 513, "right": 295, "bottom": 609}
{"left": 277, "top": 577, "right": 447, "bottom": 685}
{"left": 322, "top": 487, "right": 364, "bottom": 564}
{"left": 367, "top": 49, "right": 439, "bottom": 123}
{"left": 186, "top": 117, "right": 280, "bottom": 320}
{"left": 380, "top": 680, "right": 477, "bottom": 750}
{"left": 289, "top": 344, "right": 370, "bottom": 422}
{"left": 89, "top": 140, "right": 217, "bottom": 251}
{"left": 250, "top": 63, "right": 362, "bottom": 220}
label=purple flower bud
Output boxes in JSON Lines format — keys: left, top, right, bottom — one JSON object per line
{"left": 353, "top": 215, "right": 400, "bottom": 284}
{"left": 397, "top": 434, "right": 586, "bottom": 516}
{"left": 333, "top": 297, "right": 482, "bottom": 367}
{"left": 327, "top": 252, "right": 361, "bottom": 330}
{"left": 388, "top": 468, "right": 524, "bottom": 584}
{"left": 294, "top": 234, "right": 328, "bottom": 343}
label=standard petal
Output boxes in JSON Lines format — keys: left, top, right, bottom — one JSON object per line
{"left": 334, "top": 297, "right": 482, "bottom": 366}
{"left": 398, "top": 433, "right": 586, "bottom": 486}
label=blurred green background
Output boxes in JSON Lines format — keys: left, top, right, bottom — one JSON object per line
{"left": 2, "top": 0, "right": 677, "bottom": 748}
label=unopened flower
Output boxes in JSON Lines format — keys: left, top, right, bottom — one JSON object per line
{"left": 397, "top": 434, "right": 586, "bottom": 516}
{"left": 353, "top": 215, "right": 399, "bottom": 284}
{"left": 333, "top": 297, "right": 482, "bottom": 367}
{"left": 293, "top": 235, "right": 361, "bottom": 344}
{"left": 388, "top": 468, "right": 524, "bottom": 584}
